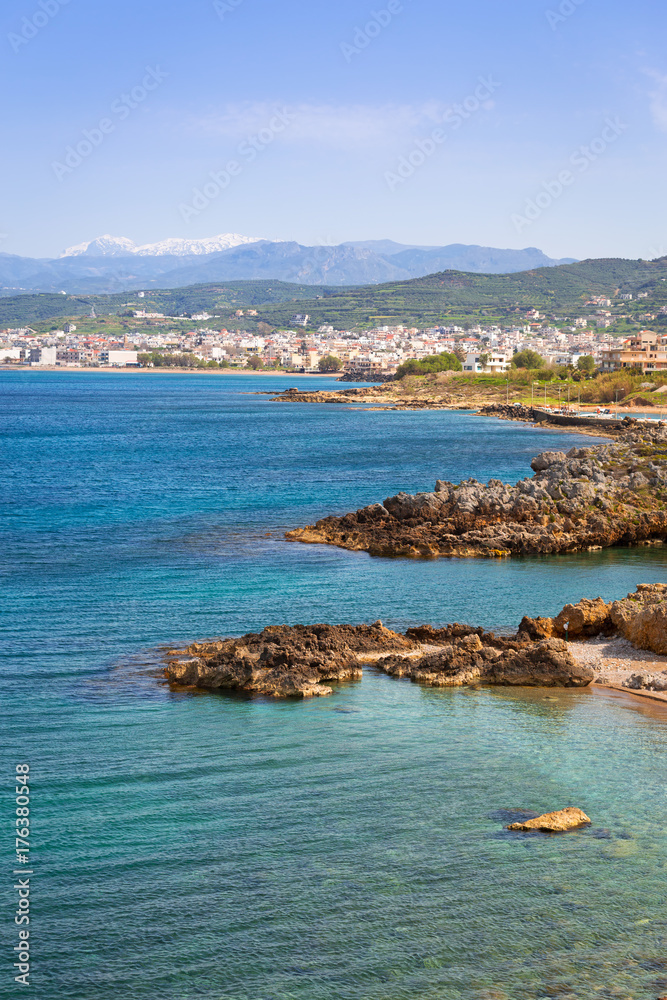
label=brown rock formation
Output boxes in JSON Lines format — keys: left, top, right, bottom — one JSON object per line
{"left": 166, "top": 622, "right": 413, "bottom": 698}
{"left": 377, "top": 628, "right": 593, "bottom": 688}
{"left": 286, "top": 425, "right": 667, "bottom": 559}
{"left": 507, "top": 807, "right": 591, "bottom": 832}
{"left": 520, "top": 584, "right": 667, "bottom": 657}
{"left": 609, "top": 583, "right": 667, "bottom": 653}
{"left": 520, "top": 597, "right": 613, "bottom": 640}
{"left": 165, "top": 621, "right": 594, "bottom": 698}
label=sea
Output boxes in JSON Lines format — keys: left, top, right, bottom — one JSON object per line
{"left": 2, "top": 371, "right": 666, "bottom": 1000}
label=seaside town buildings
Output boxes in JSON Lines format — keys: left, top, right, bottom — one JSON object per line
{"left": 0, "top": 316, "right": 651, "bottom": 375}
{"left": 599, "top": 329, "right": 667, "bottom": 373}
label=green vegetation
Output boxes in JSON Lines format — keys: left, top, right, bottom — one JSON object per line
{"left": 318, "top": 355, "right": 343, "bottom": 372}
{"left": 577, "top": 355, "right": 596, "bottom": 372}
{"left": 2, "top": 256, "right": 667, "bottom": 332}
{"left": 136, "top": 352, "right": 227, "bottom": 369}
{"left": 246, "top": 355, "right": 264, "bottom": 370}
{"left": 396, "top": 352, "right": 462, "bottom": 378}
{"left": 511, "top": 349, "right": 544, "bottom": 369}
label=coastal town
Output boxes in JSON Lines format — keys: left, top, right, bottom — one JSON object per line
{"left": 3, "top": 291, "right": 667, "bottom": 375}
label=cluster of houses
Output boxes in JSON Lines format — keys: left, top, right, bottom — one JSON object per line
{"left": 2, "top": 302, "right": 666, "bottom": 375}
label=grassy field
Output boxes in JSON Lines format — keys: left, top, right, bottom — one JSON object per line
{"left": 360, "top": 367, "right": 667, "bottom": 409}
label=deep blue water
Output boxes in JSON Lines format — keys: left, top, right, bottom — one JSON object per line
{"left": 2, "top": 371, "right": 667, "bottom": 1000}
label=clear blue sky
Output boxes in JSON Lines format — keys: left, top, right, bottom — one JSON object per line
{"left": 1, "top": 0, "right": 666, "bottom": 260}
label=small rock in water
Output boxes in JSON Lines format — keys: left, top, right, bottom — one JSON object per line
{"left": 506, "top": 807, "right": 591, "bottom": 832}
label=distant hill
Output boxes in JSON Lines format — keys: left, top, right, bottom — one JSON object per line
{"left": 0, "top": 239, "right": 577, "bottom": 297}
{"left": 2, "top": 256, "right": 666, "bottom": 330}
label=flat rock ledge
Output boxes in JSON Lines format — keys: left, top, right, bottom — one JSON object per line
{"left": 165, "top": 621, "right": 593, "bottom": 699}
{"left": 286, "top": 423, "right": 667, "bottom": 559}
{"left": 507, "top": 807, "right": 591, "bottom": 832}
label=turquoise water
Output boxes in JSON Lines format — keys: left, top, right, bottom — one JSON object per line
{"left": 2, "top": 371, "right": 667, "bottom": 1000}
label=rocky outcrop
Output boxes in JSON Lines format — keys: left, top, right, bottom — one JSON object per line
{"left": 609, "top": 583, "right": 667, "bottom": 654}
{"left": 337, "top": 370, "right": 395, "bottom": 383}
{"left": 624, "top": 671, "right": 667, "bottom": 692}
{"left": 377, "top": 627, "right": 593, "bottom": 688}
{"left": 270, "top": 386, "right": 457, "bottom": 410}
{"left": 479, "top": 403, "right": 535, "bottom": 422}
{"left": 165, "top": 622, "right": 413, "bottom": 698}
{"left": 520, "top": 597, "right": 614, "bottom": 640}
{"left": 287, "top": 425, "right": 667, "bottom": 559}
{"left": 165, "top": 620, "right": 594, "bottom": 698}
{"left": 520, "top": 584, "right": 667, "bottom": 658}
{"left": 506, "top": 807, "right": 591, "bottom": 832}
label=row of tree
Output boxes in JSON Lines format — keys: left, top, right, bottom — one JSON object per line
{"left": 137, "top": 352, "right": 228, "bottom": 369}
{"left": 136, "top": 351, "right": 345, "bottom": 372}
{"left": 394, "top": 348, "right": 597, "bottom": 380}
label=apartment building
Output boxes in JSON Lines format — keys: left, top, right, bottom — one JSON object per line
{"left": 599, "top": 330, "right": 667, "bottom": 372}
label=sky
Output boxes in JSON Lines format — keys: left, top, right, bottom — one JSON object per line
{"left": 1, "top": 0, "right": 666, "bottom": 261}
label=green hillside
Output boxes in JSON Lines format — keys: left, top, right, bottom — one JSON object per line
{"left": 2, "top": 257, "right": 667, "bottom": 331}
{"left": 0, "top": 280, "right": 332, "bottom": 327}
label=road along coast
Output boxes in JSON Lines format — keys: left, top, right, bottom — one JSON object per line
{"left": 286, "top": 422, "right": 667, "bottom": 559}
{"left": 163, "top": 585, "right": 667, "bottom": 700}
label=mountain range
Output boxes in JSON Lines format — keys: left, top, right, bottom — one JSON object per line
{"left": 0, "top": 235, "right": 577, "bottom": 296}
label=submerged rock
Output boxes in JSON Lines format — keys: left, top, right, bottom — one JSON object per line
{"left": 506, "top": 807, "right": 591, "bottom": 832}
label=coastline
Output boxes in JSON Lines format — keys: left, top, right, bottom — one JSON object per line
{"left": 593, "top": 681, "right": 667, "bottom": 706}
{"left": 0, "top": 366, "right": 344, "bottom": 377}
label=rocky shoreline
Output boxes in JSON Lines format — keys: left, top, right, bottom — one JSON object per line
{"left": 286, "top": 422, "right": 667, "bottom": 560}
{"left": 268, "top": 384, "right": 462, "bottom": 410}
{"left": 164, "top": 585, "right": 667, "bottom": 699}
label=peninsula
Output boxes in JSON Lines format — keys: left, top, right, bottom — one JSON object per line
{"left": 286, "top": 422, "right": 667, "bottom": 559}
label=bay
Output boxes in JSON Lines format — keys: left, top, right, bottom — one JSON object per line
{"left": 2, "top": 371, "right": 666, "bottom": 1000}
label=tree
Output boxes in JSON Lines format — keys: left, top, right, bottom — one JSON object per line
{"left": 318, "top": 355, "right": 342, "bottom": 372}
{"left": 577, "top": 355, "right": 596, "bottom": 373}
{"left": 395, "top": 352, "right": 462, "bottom": 379}
{"left": 246, "top": 355, "right": 264, "bottom": 369}
{"left": 478, "top": 352, "right": 490, "bottom": 369}
{"left": 512, "top": 349, "right": 544, "bottom": 369}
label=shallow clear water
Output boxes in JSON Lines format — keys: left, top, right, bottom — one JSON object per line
{"left": 2, "top": 372, "right": 667, "bottom": 1000}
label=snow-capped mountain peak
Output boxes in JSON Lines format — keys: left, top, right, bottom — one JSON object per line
{"left": 60, "top": 233, "right": 264, "bottom": 258}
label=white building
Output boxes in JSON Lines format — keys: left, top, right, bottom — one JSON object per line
{"left": 100, "top": 350, "right": 139, "bottom": 366}
{"left": 29, "top": 347, "right": 57, "bottom": 365}
{"left": 463, "top": 352, "right": 510, "bottom": 373}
